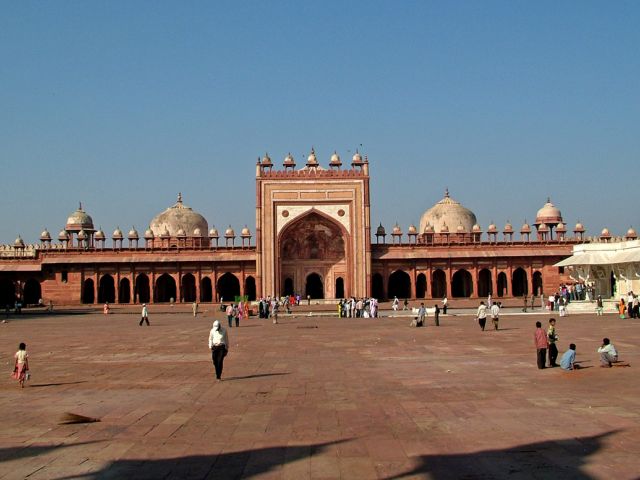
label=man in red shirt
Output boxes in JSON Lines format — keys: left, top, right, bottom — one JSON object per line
{"left": 534, "top": 321, "right": 549, "bottom": 369}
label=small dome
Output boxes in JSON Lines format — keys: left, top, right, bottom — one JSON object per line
{"left": 307, "top": 148, "right": 318, "bottom": 165}
{"left": 225, "top": 226, "right": 235, "bottom": 237}
{"left": 376, "top": 223, "right": 386, "bottom": 235}
{"left": 149, "top": 193, "right": 209, "bottom": 238}
{"left": 66, "top": 202, "right": 94, "bottom": 231}
{"left": 423, "top": 223, "right": 435, "bottom": 233}
{"left": 504, "top": 221, "right": 513, "bottom": 232}
{"left": 440, "top": 222, "right": 450, "bottom": 233}
{"left": 520, "top": 222, "right": 531, "bottom": 233}
{"left": 626, "top": 227, "right": 637, "bottom": 238}
{"left": 408, "top": 224, "right": 418, "bottom": 234}
{"left": 95, "top": 228, "right": 106, "bottom": 240}
{"left": 352, "top": 150, "right": 363, "bottom": 164}
{"left": 176, "top": 228, "right": 186, "bottom": 237}
{"left": 456, "top": 223, "right": 465, "bottom": 233}
{"left": 535, "top": 198, "right": 563, "bottom": 226}
{"left": 574, "top": 222, "right": 585, "bottom": 232}
{"left": 14, "top": 235, "right": 25, "bottom": 247}
{"left": 392, "top": 223, "right": 402, "bottom": 235}
{"left": 419, "top": 189, "right": 477, "bottom": 235}
{"left": 330, "top": 151, "right": 342, "bottom": 165}
{"left": 283, "top": 152, "right": 295, "bottom": 166}
{"left": 77, "top": 230, "right": 87, "bottom": 240}
{"left": 40, "top": 229, "right": 51, "bottom": 241}
{"left": 472, "top": 223, "right": 482, "bottom": 232}
{"left": 601, "top": 227, "right": 611, "bottom": 237}
{"left": 241, "top": 226, "right": 251, "bottom": 237}
{"left": 538, "top": 223, "right": 549, "bottom": 232}
{"left": 487, "top": 222, "right": 497, "bottom": 233}
{"left": 128, "top": 227, "right": 139, "bottom": 239}
{"left": 556, "top": 222, "right": 567, "bottom": 232}
{"left": 112, "top": 227, "right": 123, "bottom": 239}
{"left": 192, "top": 227, "right": 202, "bottom": 237}
{"left": 161, "top": 227, "right": 171, "bottom": 238}
{"left": 58, "top": 229, "right": 69, "bottom": 241}
{"left": 144, "top": 227, "right": 154, "bottom": 239}
{"left": 209, "top": 227, "right": 219, "bottom": 238}
{"left": 261, "top": 153, "right": 272, "bottom": 166}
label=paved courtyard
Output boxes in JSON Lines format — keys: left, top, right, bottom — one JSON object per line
{"left": 0, "top": 308, "right": 638, "bottom": 479}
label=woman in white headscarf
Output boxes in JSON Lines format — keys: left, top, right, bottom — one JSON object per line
{"left": 208, "top": 320, "right": 229, "bottom": 380}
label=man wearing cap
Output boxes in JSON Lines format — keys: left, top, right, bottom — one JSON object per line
{"left": 208, "top": 320, "right": 229, "bottom": 380}
{"left": 139, "top": 304, "right": 149, "bottom": 326}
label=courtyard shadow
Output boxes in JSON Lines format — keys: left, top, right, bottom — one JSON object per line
{"left": 223, "top": 372, "right": 290, "bottom": 381}
{"left": 0, "top": 441, "right": 102, "bottom": 463}
{"left": 29, "top": 381, "right": 88, "bottom": 388}
{"left": 56, "top": 439, "right": 346, "bottom": 479}
{"left": 386, "top": 430, "right": 618, "bottom": 480}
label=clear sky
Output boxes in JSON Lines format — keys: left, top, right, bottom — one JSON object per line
{"left": 1, "top": 1, "right": 638, "bottom": 244}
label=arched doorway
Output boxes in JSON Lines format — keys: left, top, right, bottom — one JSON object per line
{"left": 283, "top": 277, "right": 294, "bottom": 296}
{"left": 431, "top": 269, "right": 446, "bottom": 299}
{"left": 416, "top": 273, "right": 427, "bottom": 298}
{"left": 82, "top": 278, "right": 95, "bottom": 304}
{"left": 119, "top": 278, "right": 131, "bottom": 303}
{"left": 372, "top": 273, "right": 384, "bottom": 299}
{"left": 245, "top": 276, "right": 256, "bottom": 301}
{"left": 217, "top": 272, "right": 240, "bottom": 302}
{"left": 0, "top": 278, "right": 16, "bottom": 307}
{"left": 135, "top": 274, "right": 150, "bottom": 304}
{"left": 279, "top": 211, "right": 347, "bottom": 300}
{"left": 533, "top": 271, "right": 543, "bottom": 296}
{"left": 306, "top": 273, "right": 324, "bottom": 299}
{"left": 388, "top": 270, "right": 411, "bottom": 299}
{"left": 497, "top": 272, "right": 508, "bottom": 297}
{"left": 98, "top": 275, "right": 115, "bottom": 303}
{"left": 200, "top": 277, "right": 213, "bottom": 302}
{"left": 452, "top": 269, "right": 473, "bottom": 298}
{"left": 512, "top": 268, "right": 528, "bottom": 297}
{"left": 335, "top": 277, "right": 345, "bottom": 299}
{"left": 23, "top": 278, "right": 41, "bottom": 305}
{"left": 182, "top": 273, "right": 196, "bottom": 302}
{"left": 477, "top": 269, "right": 492, "bottom": 298}
{"left": 156, "top": 273, "right": 177, "bottom": 303}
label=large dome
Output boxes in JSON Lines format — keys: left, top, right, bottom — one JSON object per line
{"left": 65, "top": 203, "right": 94, "bottom": 231}
{"left": 149, "top": 193, "right": 208, "bottom": 237}
{"left": 535, "top": 198, "right": 562, "bottom": 226}
{"left": 419, "top": 189, "right": 477, "bottom": 234}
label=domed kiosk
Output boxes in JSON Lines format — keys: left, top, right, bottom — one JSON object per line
{"left": 419, "top": 189, "right": 477, "bottom": 242}
{"left": 149, "top": 193, "right": 209, "bottom": 248}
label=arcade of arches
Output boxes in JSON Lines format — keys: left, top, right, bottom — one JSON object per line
{"left": 374, "top": 266, "right": 546, "bottom": 300}
{"left": 279, "top": 212, "right": 347, "bottom": 300}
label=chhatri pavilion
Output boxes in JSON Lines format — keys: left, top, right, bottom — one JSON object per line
{"left": 0, "top": 150, "right": 628, "bottom": 307}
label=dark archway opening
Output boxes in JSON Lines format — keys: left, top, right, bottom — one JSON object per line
{"left": 335, "top": 277, "right": 345, "bottom": 299}
{"left": 452, "top": 269, "right": 473, "bottom": 298}
{"left": 512, "top": 268, "right": 528, "bottom": 297}
{"left": 82, "top": 278, "right": 95, "bottom": 304}
{"left": 0, "top": 278, "right": 16, "bottom": 307}
{"left": 497, "top": 272, "right": 508, "bottom": 297}
{"left": 24, "top": 278, "right": 42, "bottom": 305}
{"left": 478, "top": 269, "right": 493, "bottom": 298}
{"left": 156, "top": 273, "right": 177, "bottom": 303}
{"left": 305, "top": 273, "right": 324, "bottom": 299}
{"left": 388, "top": 270, "right": 411, "bottom": 299}
{"left": 533, "top": 271, "right": 543, "bottom": 296}
{"left": 372, "top": 273, "right": 384, "bottom": 300}
{"left": 416, "top": 273, "right": 427, "bottom": 298}
{"left": 217, "top": 272, "right": 240, "bottom": 302}
{"left": 98, "top": 275, "right": 115, "bottom": 304}
{"left": 119, "top": 278, "right": 131, "bottom": 303}
{"left": 283, "top": 277, "right": 294, "bottom": 297}
{"left": 611, "top": 271, "right": 616, "bottom": 297}
{"left": 431, "top": 269, "right": 446, "bottom": 299}
{"left": 200, "top": 277, "right": 213, "bottom": 302}
{"left": 135, "top": 274, "right": 150, "bottom": 304}
{"left": 182, "top": 273, "right": 196, "bottom": 302}
{"left": 245, "top": 276, "right": 256, "bottom": 301}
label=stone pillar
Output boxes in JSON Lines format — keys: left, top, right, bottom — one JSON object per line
{"left": 507, "top": 265, "right": 513, "bottom": 297}
{"left": 151, "top": 270, "right": 156, "bottom": 304}
{"left": 175, "top": 272, "right": 181, "bottom": 303}
{"left": 196, "top": 268, "right": 201, "bottom": 303}
{"left": 426, "top": 263, "right": 433, "bottom": 299}
{"left": 471, "top": 264, "right": 478, "bottom": 298}
{"left": 527, "top": 265, "right": 534, "bottom": 296}
{"left": 491, "top": 265, "right": 498, "bottom": 297}
{"left": 411, "top": 264, "right": 417, "bottom": 299}
{"left": 446, "top": 263, "right": 452, "bottom": 299}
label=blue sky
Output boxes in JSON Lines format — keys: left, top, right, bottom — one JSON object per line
{"left": 1, "top": 1, "right": 638, "bottom": 244}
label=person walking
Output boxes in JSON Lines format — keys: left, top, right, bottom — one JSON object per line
{"left": 192, "top": 301, "right": 198, "bottom": 317}
{"left": 547, "top": 318, "right": 559, "bottom": 367}
{"left": 236, "top": 302, "right": 243, "bottom": 327}
{"left": 477, "top": 301, "right": 488, "bottom": 331}
{"left": 490, "top": 302, "right": 500, "bottom": 330}
{"left": 418, "top": 302, "right": 427, "bottom": 327}
{"left": 442, "top": 296, "right": 448, "bottom": 314}
{"left": 534, "top": 321, "right": 548, "bottom": 369}
{"left": 11, "top": 342, "right": 30, "bottom": 388}
{"left": 208, "top": 320, "right": 229, "bottom": 380}
{"left": 596, "top": 295, "right": 604, "bottom": 316}
{"left": 103, "top": 302, "right": 110, "bottom": 316}
{"left": 434, "top": 304, "right": 440, "bottom": 326}
{"left": 225, "top": 304, "right": 234, "bottom": 328}
{"left": 139, "top": 304, "right": 149, "bottom": 326}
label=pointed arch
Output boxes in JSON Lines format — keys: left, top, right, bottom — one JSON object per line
{"left": 182, "top": 273, "right": 196, "bottom": 302}
{"left": 135, "top": 274, "right": 150, "bottom": 304}
{"left": 497, "top": 272, "right": 508, "bottom": 297}
{"left": 156, "top": 273, "right": 177, "bottom": 303}
{"left": 119, "top": 278, "right": 131, "bottom": 304}
{"left": 452, "top": 269, "right": 473, "bottom": 298}
{"left": 512, "top": 267, "right": 528, "bottom": 297}
{"left": 371, "top": 273, "right": 384, "bottom": 300}
{"left": 23, "top": 278, "right": 42, "bottom": 305}
{"left": 245, "top": 276, "right": 256, "bottom": 301}
{"left": 82, "top": 278, "right": 95, "bottom": 304}
{"left": 217, "top": 272, "right": 240, "bottom": 302}
{"left": 305, "top": 272, "right": 324, "bottom": 299}
{"left": 477, "top": 269, "right": 493, "bottom": 298}
{"left": 98, "top": 274, "right": 115, "bottom": 303}
{"left": 416, "top": 273, "right": 427, "bottom": 298}
{"left": 431, "top": 269, "right": 446, "bottom": 299}
{"left": 200, "top": 277, "right": 213, "bottom": 302}
{"left": 388, "top": 270, "right": 411, "bottom": 299}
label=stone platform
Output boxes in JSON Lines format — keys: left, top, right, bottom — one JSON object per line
{"left": 0, "top": 310, "right": 638, "bottom": 479}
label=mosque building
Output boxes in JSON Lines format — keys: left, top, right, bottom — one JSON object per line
{"left": 0, "top": 150, "right": 626, "bottom": 307}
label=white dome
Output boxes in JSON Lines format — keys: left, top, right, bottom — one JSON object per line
{"left": 149, "top": 193, "right": 208, "bottom": 238}
{"left": 419, "top": 189, "right": 477, "bottom": 235}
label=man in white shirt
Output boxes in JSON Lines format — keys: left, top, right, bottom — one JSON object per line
{"left": 597, "top": 338, "right": 617, "bottom": 367}
{"left": 208, "top": 320, "right": 229, "bottom": 380}
{"left": 490, "top": 302, "right": 500, "bottom": 330}
{"left": 477, "top": 301, "right": 488, "bottom": 331}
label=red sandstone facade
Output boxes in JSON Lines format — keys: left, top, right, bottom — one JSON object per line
{"left": 0, "top": 151, "right": 581, "bottom": 306}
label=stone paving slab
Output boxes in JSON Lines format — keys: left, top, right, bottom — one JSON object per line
{"left": 0, "top": 311, "right": 639, "bottom": 479}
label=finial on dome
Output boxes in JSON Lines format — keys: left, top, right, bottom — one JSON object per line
{"left": 445, "top": 188, "right": 449, "bottom": 198}
{"left": 79, "top": 201, "right": 83, "bottom": 211}
{"left": 177, "top": 192, "right": 183, "bottom": 204}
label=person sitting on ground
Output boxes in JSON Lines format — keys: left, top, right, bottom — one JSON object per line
{"left": 597, "top": 338, "right": 618, "bottom": 367}
{"left": 560, "top": 343, "right": 580, "bottom": 370}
